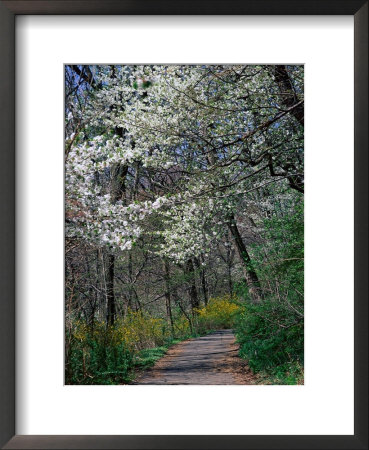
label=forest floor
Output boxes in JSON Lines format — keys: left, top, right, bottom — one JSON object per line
{"left": 132, "top": 329, "right": 256, "bottom": 385}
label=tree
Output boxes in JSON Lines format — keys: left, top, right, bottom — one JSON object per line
{"left": 65, "top": 64, "right": 304, "bottom": 310}
{"left": 65, "top": 64, "right": 304, "bottom": 385}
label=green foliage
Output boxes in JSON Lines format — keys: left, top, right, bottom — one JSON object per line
{"left": 263, "top": 199, "right": 304, "bottom": 291}
{"left": 65, "top": 330, "right": 133, "bottom": 385}
{"left": 133, "top": 346, "right": 168, "bottom": 371}
{"left": 65, "top": 312, "right": 169, "bottom": 384}
{"left": 133, "top": 79, "right": 152, "bottom": 89}
{"left": 133, "top": 341, "right": 181, "bottom": 372}
{"left": 235, "top": 198, "right": 304, "bottom": 384}
{"left": 65, "top": 313, "right": 193, "bottom": 384}
{"left": 235, "top": 299, "right": 303, "bottom": 384}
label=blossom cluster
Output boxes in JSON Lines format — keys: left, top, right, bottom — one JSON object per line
{"left": 65, "top": 64, "right": 304, "bottom": 261}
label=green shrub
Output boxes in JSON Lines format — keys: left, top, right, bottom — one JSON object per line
{"left": 65, "top": 331, "right": 133, "bottom": 385}
{"left": 235, "top": 298, "right": 303, "bottom": 384}
{"left": 65, "top": 311, "right": 192, "bottom": 384}
{"left": 65, "top": 311, "right": 169, "bottom": 384}
{"left": 234, "top": 198, "right": 304, "bottom": 384}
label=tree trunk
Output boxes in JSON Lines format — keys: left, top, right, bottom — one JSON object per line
{"left": 194, "top": 256, "right": 208, "bottom": 306}
{"left": 106, "top": 160, "right": 128, "bottom": 326}
{"left": 127, "top": 251, "right": 133, "bottom": 310}
{"left": 111, "top": 164, "right": 129, "bottom": 201}
{"left": 273, "top": 65, "right": 304, "bottom": 127}
{"left": 173, "top": 290, "right": 193, "bottom": 334}
{"left": 163, "top": 259, "right": 175, "bottom": 336}
{"left": 227, "top": 215, "right": 262, "bottom": 302}
{"left": 227, "top": 262, "right": 233, "bottom": 296}
{"left": 185, "top": 259, "right": 200, "bottom": 315}
{"left": 106, "top": 253, "right": 116, "bottom": 326}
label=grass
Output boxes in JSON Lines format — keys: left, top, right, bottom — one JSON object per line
{"left": 130, "top": 339, "right": 183, "bottom": 380}
{"left": 251, "top": 361, "right": 304, "bottom": 385}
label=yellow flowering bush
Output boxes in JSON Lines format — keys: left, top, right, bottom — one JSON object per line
{"left": 115, "top": 309, "right": 169, "bottom": 351}
{"left": 72, "top": 309, "right": 169, "bottom": 352}
{"left": 66, "top": 311, "right": 171, "bottom": 384}
{"left": 66, "top": 298, "right": 240, "bottom": 385}
{"left": 172, "top": 315, "right": 191, "bottom": 338}
{"left": 195, "top": 294, "right": 240, "bottom": 332}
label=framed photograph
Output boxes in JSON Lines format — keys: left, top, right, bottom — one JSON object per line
{"left": 0, "top": 1, "right": 367, "bottom": 449}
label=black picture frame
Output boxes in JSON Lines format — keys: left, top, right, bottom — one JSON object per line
{"left": 0, "top": 1, "right": 367, "bottom": 449}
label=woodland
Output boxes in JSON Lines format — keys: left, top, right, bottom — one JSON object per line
{"left": 65, "top": 64, "right": 304, "bottom": 385}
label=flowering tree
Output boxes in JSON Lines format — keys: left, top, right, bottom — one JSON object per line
{"left": 65, "top": 64, "right": 303, "bottom": 320}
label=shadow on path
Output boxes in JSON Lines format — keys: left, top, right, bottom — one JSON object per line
{"left": 132, "top": 329, "right": 255, "bottom": 385}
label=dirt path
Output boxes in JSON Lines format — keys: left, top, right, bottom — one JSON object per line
{"left": 133, "top": 329, "right": 256, "bottom": 385}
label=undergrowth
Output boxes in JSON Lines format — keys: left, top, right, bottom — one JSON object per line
{"left": 234, "top": 199, "right": 304, "bottom": 385}
{"left": 65, "top": 295, "right": 239, "bottom": 385}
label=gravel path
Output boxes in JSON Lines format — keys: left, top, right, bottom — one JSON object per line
{"left": 133, "top": 329, "right": 255, "bottom": 385}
